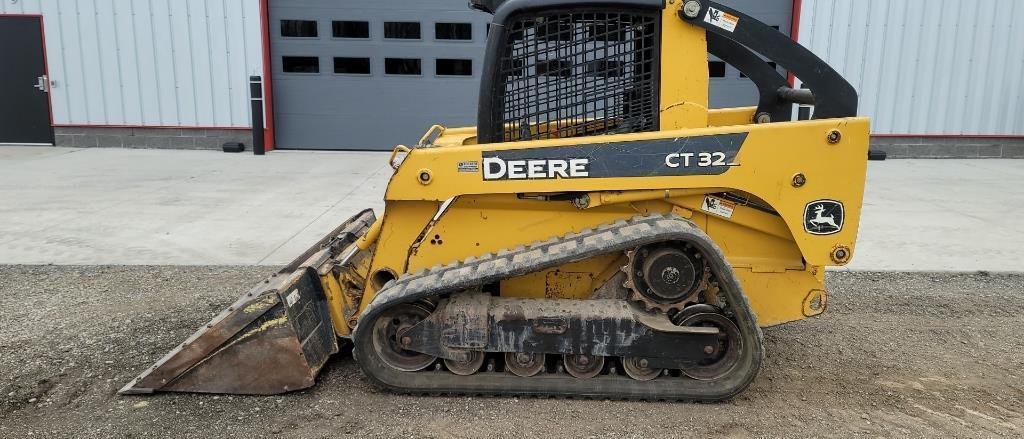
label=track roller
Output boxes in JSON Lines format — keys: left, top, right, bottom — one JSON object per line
{"left": 621, "top": 357, "right": 663, "bottom": 381}
{"left": 505, "top": 352, "right": 546, "bottom": 377}
{"left": 445, "top": 351, "right": 485, "bottom": 376}
{"left": 564, "top": 354, "right": 604, "bottom": 379}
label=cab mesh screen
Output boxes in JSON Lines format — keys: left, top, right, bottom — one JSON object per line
{"left": 493, "top": 10, "right": 660, "bottom": 142}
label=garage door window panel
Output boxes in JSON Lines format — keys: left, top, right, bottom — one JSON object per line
{"left": 385, "top": 58, "right": 422, "bottom": 75}
{"left": 436, "top": 23, "right": 472, "bottom": 41}
{"left": 333, "top": 21, "right": 370, "bottom": 39}
{"left": 281, "top": 20, "right": 318, "bottom": 38}
{"left": 283, "top": 56, "right": 320, "bottom": 74}
{"left": 536, "top": 60, "right": 571, "bottom": 78}
{"left": 384, "top": 22, "right": 421, "bottom": 40}
{"left": 334, "top": 57, "right": 371, "bottom": 75}
{"left": 437, "top": 59, "right": 473, "bottom": 76}
{"left": 709, "top": 61, "right": 727, "bottom": 78}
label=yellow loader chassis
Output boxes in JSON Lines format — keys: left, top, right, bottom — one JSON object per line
{"left": 367, "top": 117, "right": 868, "bottom": 325}
{"left": 119, "top": 0, "right": 869, "bottom": 401}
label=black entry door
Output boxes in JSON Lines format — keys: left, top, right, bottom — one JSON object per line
{"left": 0, "top": 16, "right": 53, "bottom": 145}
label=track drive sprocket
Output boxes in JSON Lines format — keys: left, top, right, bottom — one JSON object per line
{"left": 623, "top": 244, "right": 713, "bottom": 313}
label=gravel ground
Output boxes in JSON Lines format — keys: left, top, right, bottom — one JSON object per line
{"left": 1, "top": 266, "right": 1022, "bottom": 438}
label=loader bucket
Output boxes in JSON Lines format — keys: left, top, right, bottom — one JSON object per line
{"left": 120, "top": 209, "right": 376, "bottom": 395}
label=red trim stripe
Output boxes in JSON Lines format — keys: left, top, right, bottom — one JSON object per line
{"left": 37, "top": 15, "right": 55, "bottom": 130}
{"left": 53, "top": 124, "right": 251, "bottom": 130}
{"left": 259, "top": 0, "right": 276, "bottom": 151}
{"left": 787, "top": 0, "right": 802, "bottom": 87}
{"left": 50, "top": 128, "right": 1018, "bottom": 138}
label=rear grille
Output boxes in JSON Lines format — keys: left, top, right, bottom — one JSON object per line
{"left": 492, "top": 10, "right": 660, "bottom": 142}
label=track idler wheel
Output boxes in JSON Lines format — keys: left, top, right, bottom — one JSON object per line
{"left": 621, "top": 357, "right": 663, "bottom": 381}
{"left": 371, "top": 302, "right": 437, "bottom": 372}
{"left": 676, "top": 311, "right": 743, "bottom": 381}
{"left": 444, "top": 351, "right": 485, "bottom": 376}
{"left": 563, "top": 354, "right": 604, "bottom": 379}
{"left": 505, "top": 352, "right": 546, "bottom": 377}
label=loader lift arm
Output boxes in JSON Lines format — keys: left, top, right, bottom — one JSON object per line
{"left": 680, "top": 1, "right": 858, "bottom": 119}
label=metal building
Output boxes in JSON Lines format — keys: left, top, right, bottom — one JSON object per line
{"left": 0, "top": 0, "right": 263, "bottom": 148}
{"left": 1, "top": 0, "right": 1021, "bottom": 156}
{"left": 797, "top": 0, "right": 1024, "bottom": 137}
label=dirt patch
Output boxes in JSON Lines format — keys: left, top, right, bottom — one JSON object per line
{"left": 1, "top": 266, "right": 1022, "bottom": 438}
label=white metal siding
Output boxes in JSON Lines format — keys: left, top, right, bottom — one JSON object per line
{"left": 1, "top": 0, "right": 263, "bottom": 127}
{"left": 799, "top": 0, "right": 1024, "bottom": 136}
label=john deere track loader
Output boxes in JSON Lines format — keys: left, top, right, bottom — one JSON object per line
{"left": 121, "top": 0, "right": 868, "bottom": 401}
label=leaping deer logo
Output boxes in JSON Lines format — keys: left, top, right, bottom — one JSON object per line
{"left": 808, "top": 204, "right": 839, "bottom": 230}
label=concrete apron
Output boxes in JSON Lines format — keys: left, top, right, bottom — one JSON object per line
{"left": 0, "top": 146, "right": 1021, "bottom": 272}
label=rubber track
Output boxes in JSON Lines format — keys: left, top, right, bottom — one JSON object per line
{"left": 352, "top": 213, "right": 766, "bottom": 401}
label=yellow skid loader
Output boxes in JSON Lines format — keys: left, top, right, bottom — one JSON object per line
{"left": 121, "top": 0, "right": 868, "bottom": 401}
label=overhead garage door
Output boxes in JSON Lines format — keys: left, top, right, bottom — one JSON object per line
{"left": 269, "top": 0, "right": 491, "bottom": 150}
{"left": 269, "top": 0, "right": 792, "bottom": 150}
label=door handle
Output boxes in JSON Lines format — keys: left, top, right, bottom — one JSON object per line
{"left": 34, "top": 75, "right": 49, "bottom": 93}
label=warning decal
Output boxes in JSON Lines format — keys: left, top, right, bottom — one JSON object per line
{"left": 704, "top": 7, "right": 739, "bottom": 33}
{"left": 286, "top": 289, "right": 300, "bottom": 308}
{"left": 701, "top": 195, "right": 736, "bottom": 219}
